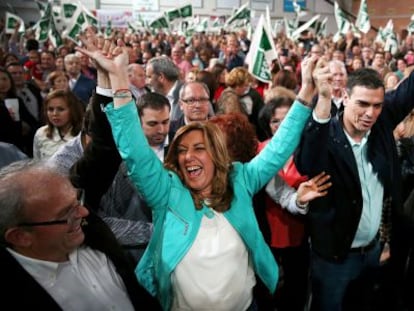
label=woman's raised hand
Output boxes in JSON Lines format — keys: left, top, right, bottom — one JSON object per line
{"left": 75, "top": 35, "right": 129, "bottom": 82}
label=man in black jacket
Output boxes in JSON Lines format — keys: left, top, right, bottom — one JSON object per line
{"left": 0, "top": 160, "right": 161, "bottom": 309}
{"left": 295, "top": 67, "right": 414, "bottom": 310}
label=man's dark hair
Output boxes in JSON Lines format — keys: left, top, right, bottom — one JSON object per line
{"left": 25, "top": 39, "right": 39, "bottom": 52}
{"left": 136, "top": 92, "right": 170, "bottom": 118}
{"left": 347, "top": 68, "right": 384, "bottom": 95}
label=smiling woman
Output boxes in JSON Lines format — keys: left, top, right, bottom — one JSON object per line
{"left": 75, "top": 34, "right": 317, "bottom": 311}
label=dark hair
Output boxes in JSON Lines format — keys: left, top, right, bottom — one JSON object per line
{"left": 25, "top": 39, "right": 39, "bottom": 52}
{"left": 196, "top": 71, "right": 217, "bottom": 102}
{"left": 0, "top": 68, "right": 17, "bottom": 97}
{"left": 148, "top": 56, "right": 179, "bottom": 81}
{"left": 258, "top": 96, "right": 293, "bottom": 139}
{"left": 347, "top": 68, "right": 384, "bottom": 95}
{"left": 136, "top": 92, "right": 171, "bottom": 118}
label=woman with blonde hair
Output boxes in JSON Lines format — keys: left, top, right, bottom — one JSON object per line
{"left": 222, "top": 66, "right": 266, "bottom": 139}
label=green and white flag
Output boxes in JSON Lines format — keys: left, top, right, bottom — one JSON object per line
{"left": 49, "top": 15, "right": 63, "bottom": 48}
{"left": 225, "top": 2, "right": 250, "bottom": 27}
{"left": 408, "top": 15, "right": 414, "bottom": 33}
{"left": 62, "top": 3, "right": 79, "bottom": 23}
{"left": 167, "top": 8, "right": 181, "bottom": 22}
{"left": 105, "top": 19, "right": 112, "bottom": 37}
{"left": 291, "top": 14, "right": 320, "bottom": 41}
{"left": 195, "top": 18, "right": 208, "bottom": 32}
{"left": 150, "top": 15, "right": 169, "bottom": 29}
{"left": 355, "top": 0, "right": 370, "bottom": 33}
{"left": 385, "top": 30, "right": 398, "bottom": 55}
{"left": 180, "top": 4, "right": 193, "bottom": 18}
{"left": 245, "top": 14, "right": 278, "bottom": 83}
{"left": 35, "top": 0, "right": 47, "bottom": 15}
{"left": 375, "top": 27, "right": 385, "bottom": 44}
{"left": 5, "top": 12, "right": 25, "bottom": 34}
{"left": 334, "top": 1, "right": 351, "bottom": 34}
{"left": 283, "top": 17, "right": 296, "bottom": 39}
{"left": 63, "top": 8, "right": 88, "bottom": 43}
{"left": 316, "top": 16, "right": 328, "bottom": 38}
{"left": 36, "top": 18, "right": 51, "bottom": 42}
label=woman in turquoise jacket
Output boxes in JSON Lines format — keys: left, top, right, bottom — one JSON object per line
{"left": 76, "top": 37, "right": 319, "bottom": 311}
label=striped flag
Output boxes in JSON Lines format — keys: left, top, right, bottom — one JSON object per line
{"left": 225, "top": 2, "right": 250, "bottom": 27}
{"left": 355, "top": 0, "right": 370, "bottom": 33}
{"left": 245, "top": 14, "right": 277, "bottom": 83}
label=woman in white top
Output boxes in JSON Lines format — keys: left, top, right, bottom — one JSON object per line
{"left": 33, "top": 89, "right": 84, "bottom": 160}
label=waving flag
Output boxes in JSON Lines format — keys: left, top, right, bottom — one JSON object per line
{"left": 225, "top": 2, "right": 250, "bottom": 27}
{"left": 245, "top": 14, "right": 278, "bottom": 83}
{"left": 355, "top": 0, "right": 370, "bottom": 34}
{"left": 5, "top": 12, "right": 25, "bottom": 34}
{"left": 408, "top": 14, "right": 414, "bottom": 33}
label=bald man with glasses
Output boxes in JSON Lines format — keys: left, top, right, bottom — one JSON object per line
{"left": 0, "top": 160, "right": 161, "bottom": 309}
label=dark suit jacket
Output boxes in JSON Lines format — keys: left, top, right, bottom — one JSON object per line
{"left": 72, "top": 74, "right": 96, "bottom": 106}
{"left": 2, "top": 212, "right": 161, "bottom": 309}
{"left": 168, "top": 115, "right": 186, "bottom": 142}
{"left": 169, "top": 81, "right": 183, "bottom": 122}
{"left": 294, "top": 71, "right": 414, "bottom": 261}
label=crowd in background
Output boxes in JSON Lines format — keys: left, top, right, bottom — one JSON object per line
{"left": 1, "top": 15, "right": 414, "bottom": 311}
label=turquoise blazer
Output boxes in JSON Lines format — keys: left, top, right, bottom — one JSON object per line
{"left": 106, "top": 100, "right": 311, "bottom": 310}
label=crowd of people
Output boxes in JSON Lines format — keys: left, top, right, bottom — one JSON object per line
{"left": 1, "top": 15, "right": 414, "bottom": 311}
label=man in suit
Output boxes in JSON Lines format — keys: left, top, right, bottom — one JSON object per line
{"left": 169, "top": 81, "right": 212, "bottom": 140}
{"left": 0, "top": 160, "right": 161, "bottom": 309}
{"left": 64, "top": 53, "right": 96, "bottom": 105}
{"left": 145, "top": 55, "right": 183, "bottom": 121}
{"left": 70, "top": 91, "right": 171, "bottom": 264}
{"left": 311, "top": 60, "right": 348, "bottom": 119}
{"left": 6, "top": 62, "right": 43, "bottom": 123}
{"left": 127, "top": 63, "right": 149, "bottom": 100}
{"left": 295, "top": 67, "right": 414, "bottom": 310}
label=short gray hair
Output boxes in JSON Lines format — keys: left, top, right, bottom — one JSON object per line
{"left": 148, "top": 56, "right": 180, "bottom": 81}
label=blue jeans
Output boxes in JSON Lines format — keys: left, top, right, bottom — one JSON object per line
{"left": 310, "top": 240, "right": 381, "bottom": 311}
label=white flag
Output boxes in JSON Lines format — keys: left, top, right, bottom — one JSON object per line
{"left": 355, "top": 0, "right": 370, "bottom": 33}
{"left": 291, "top": 15, "right": 320, "bottom": 41}
{"left": 225, "top": 2, "right": 250, "bottom": 27}
{"left": 408, "top": 14, "right": 414, "bottom": 33}
{"left": 334, "top": 1, "right": 351, "bottom": 34}
{"left": 385, "top": 31, "right": 398, "bottom": 55}
{"left": 245, "top": 14, "right": 277, "bottom": 83}
{"left": 316, "top": 16, "right": 328, "bottom": 38}
{"left": 5, "top": 12, "right": 25, "bottom": 34}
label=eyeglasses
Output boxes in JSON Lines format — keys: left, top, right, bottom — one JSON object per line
{"left": 181, "top": 98, "right": 210, "bottom": 105}
{"left": 17, "top": 189, "right": 85, "bottom": 227}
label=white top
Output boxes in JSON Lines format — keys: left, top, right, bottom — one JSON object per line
{"left": 171, "top": 208, "right": 255, "bottom": 311}
{"left": 33, "top": 126, "right": 75, "bottom": 160}
{"left": 8, "top": 246, "right": 134, "bottom": 311}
